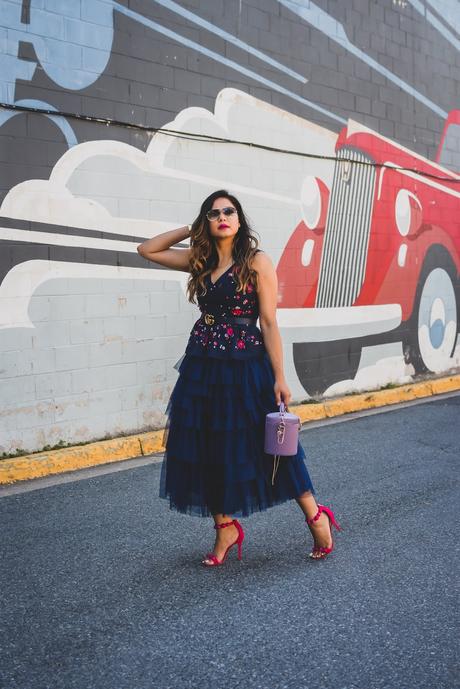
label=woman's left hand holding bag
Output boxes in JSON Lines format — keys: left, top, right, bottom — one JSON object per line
{"left": 274, "top": 377, "right": 291, "bottom": 409}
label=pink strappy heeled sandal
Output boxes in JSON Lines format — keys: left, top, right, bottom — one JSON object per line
{"left": 306, "top": 504, "right": 342, "bottom": 559}
{"left": 202, "top": 519, "right": 245, "bottom": 567}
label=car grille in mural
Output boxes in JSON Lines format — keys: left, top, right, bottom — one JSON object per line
{"left": 315, "top": 148, "right": 376, "bottom": 308}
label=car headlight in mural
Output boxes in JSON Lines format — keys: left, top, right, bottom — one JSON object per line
{"left": 395, "top": 189, "right": 423, "bottom": 237}
{"left": 296, "top": 177, "right": 329, "bottom": 268}
{"left": 301, "top": 176, "right": 329, "bottom": 231}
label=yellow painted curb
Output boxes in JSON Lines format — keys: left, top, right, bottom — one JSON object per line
{"left": 137, "top": 430, "right": 166, "bottom": 456}
{"left": 290, "top": 403, "right": 327, "bottom": 424}
{"left": 0, "top": 437, "right": 144, "bottom": 485}
{"left": 431, "top": 375, "right": 460, "bottom": 394}
{"left": 1, "top": 374, "right": 459, "bottom": 486}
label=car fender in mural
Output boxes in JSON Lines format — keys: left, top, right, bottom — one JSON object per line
{"left": 277, "top": 112, "right": 460, "bottom": 394}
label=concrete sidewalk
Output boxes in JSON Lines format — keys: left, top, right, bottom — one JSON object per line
{"left": 1, "top": 373, "right": 459, "bottom": 485}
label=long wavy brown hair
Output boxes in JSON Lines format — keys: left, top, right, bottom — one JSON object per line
{"left": 187, "top": 190, "right": 260, "bottom": 304}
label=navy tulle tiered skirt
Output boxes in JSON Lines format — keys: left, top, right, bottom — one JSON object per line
{"left": 159, "top": 351, "right": 315, "bottom": 518}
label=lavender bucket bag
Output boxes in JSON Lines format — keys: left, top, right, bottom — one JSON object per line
{"left": 264, "top": 402, "right": 301, "bottom": 484}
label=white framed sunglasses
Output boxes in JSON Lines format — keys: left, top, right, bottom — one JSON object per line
{"left": 206, "top": 206, "right": 237, "bottom": 221}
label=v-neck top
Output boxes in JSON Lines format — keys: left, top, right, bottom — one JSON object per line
{"left": 209, "top": 262, "right": 234, "bottom": 286}
{"left": 184, "top": 255, "right": 265, "bottom": 359}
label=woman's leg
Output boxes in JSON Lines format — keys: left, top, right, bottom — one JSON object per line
{"left": 201, "top": 513, "right": 239, "bottom": 564}
{"left": 295, "top": 491, "right": 333, "bottom": 558}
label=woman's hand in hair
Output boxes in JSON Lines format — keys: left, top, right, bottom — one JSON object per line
{"left": 137, "top": 225, "right": 191, "bottom": 270}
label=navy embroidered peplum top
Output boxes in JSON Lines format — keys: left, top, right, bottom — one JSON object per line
{"left": 184, "top": 262, "right": 265, "bottom": 360}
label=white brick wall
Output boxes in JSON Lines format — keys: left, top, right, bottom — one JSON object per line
{"left": 0, "top": 277, "right": 194, "bottom": 454}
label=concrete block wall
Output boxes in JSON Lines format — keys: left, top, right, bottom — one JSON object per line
{"left": 0, "top": 0, "right": 459, "bottom": 453}
{"left": 0, "top": 274, "right": 195, "bottom": 453}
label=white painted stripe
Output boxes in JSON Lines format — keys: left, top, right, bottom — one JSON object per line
{"left": 277, "top": 304, "right": 401, "bottom": 328}
{"left": 408, "top": 0, "right": 460, "bottom": 52}
{"left": 278, "top": 0, "right": 448, "bottom": 119}
{"left": 398, "top": 244, "right": 408, "bottom": 268}
{"left": 114, "top": 3, "right": 346, "bottom": 125}
{"left": 347, "top": 119, "right": 460, "bottom": 179}
{"left": 0, "top": 99, "right": 77, "bottom": 148}
{"left": 0, "top": 260, "right": 188, "bottom": 329}
{"left": 0, "top": 227, "right": 139, "bottom": 252}
{"left": 382, "top": 163, "right": 460, "bottom": 199}
{"left": 151, "top": 0, "right": 308, "bottom": 83}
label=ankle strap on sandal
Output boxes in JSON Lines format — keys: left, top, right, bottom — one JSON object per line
{"left": 306, "top": 505, "right": 323, "bottom": 525}
{"left": 214, "top": 519, "right": 236, "bottom": 530}
{"left": 306, "top": 504, "right": 342, "bottom": 532}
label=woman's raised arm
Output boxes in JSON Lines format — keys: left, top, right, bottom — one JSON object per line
{"left": 137, "top": 225, "right": 192, "bottom": 272}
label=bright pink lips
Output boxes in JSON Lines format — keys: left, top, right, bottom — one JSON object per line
{"left": 218, "top": 224, "right": 229, "bottom": 229}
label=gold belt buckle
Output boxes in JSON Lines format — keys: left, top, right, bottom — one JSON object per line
{"left": 204, "top": 313, "right": 215, "bottom": 325}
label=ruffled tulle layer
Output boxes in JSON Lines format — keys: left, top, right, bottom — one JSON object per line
{"left": 159, "top": 351, "right": 315, "bottom": 518}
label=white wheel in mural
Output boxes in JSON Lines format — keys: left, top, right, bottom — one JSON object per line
{"left": 416, "top": 268, "right": 457, "bottom": 373}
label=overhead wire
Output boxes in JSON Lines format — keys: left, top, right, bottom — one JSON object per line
{"left": 1, "top": 101, "right": 459, "bottom": 184}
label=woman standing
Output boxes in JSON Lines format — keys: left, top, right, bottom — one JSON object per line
{"left": 137, "top": 190, "right": 340, "bottom": 566}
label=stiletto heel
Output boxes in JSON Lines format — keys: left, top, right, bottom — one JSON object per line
{"left": 202, "top": 519, "right": 245, "bottom": 567}
{"left": 306, "top": 504, "right": 341, "bottom": 559}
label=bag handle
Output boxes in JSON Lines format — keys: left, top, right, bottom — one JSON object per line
{"left": 271, "top": 402, "right": 300, "bottom": 485}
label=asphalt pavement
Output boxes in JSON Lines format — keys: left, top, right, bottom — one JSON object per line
{"left": 1, "top": 394, "right": 459, "bottom": 689}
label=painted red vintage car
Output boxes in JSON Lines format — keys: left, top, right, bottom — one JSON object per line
{"left": 277, "top": 114, "right": 460, "bottom": 395}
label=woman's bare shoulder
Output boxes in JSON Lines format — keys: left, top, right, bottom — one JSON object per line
{"left": 251, "top": 249, "right": 274, "bottom": 273}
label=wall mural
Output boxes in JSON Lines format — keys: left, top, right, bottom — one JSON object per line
{"left": 0, "top": 0, "right": 459, "bottom": 453}
{"left": 278, "top": 113, "right": 460, "bottom": 394}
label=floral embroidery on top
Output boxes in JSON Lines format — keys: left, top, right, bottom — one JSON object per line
{"left": 185, "top": 261, "right": 265, "bottom": 358}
